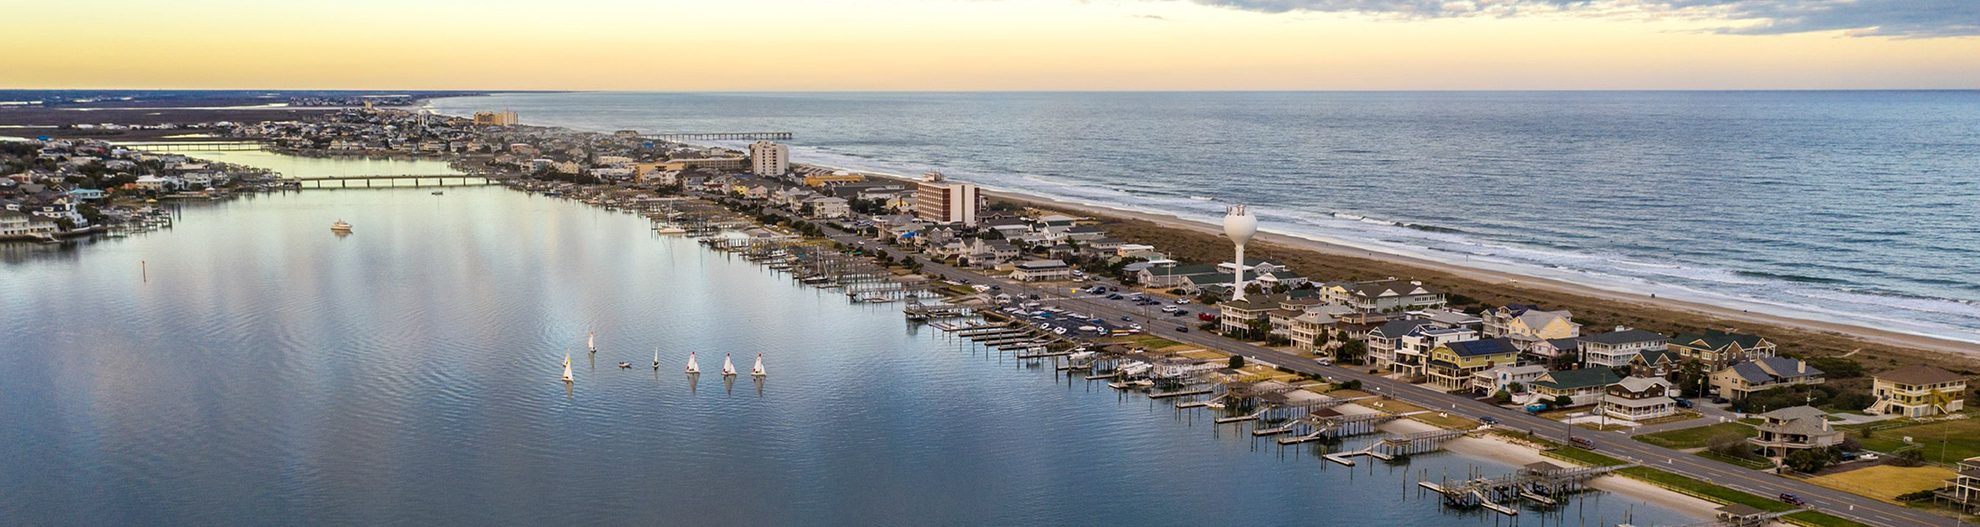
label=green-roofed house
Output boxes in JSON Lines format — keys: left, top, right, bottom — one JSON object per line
{"left": 1530, "top": 367, "right": 1623, "bottom": 407}
{"left": 1668, "top": 330, "right": 1777, "bottom": 369}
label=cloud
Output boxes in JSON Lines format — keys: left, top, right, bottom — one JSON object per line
{"left": 1181, "top": 0, "right": 1980, "bottom": 38}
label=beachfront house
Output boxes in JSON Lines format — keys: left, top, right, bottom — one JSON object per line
{"left": 1321, "top": 279, "right": 1447, "bottom": 312}
{"left": 1425, "top": 338, "right": 1518, "bottom": 393}
{"left": 1867, "top": 365, "right": 1967, "bottom": 418}
{"left": 1669, "top": 331, "right": 1777, "bottom": 369}
{"left": 0, "top": 210, "right": 58, "bottom": 238}
{"left": 1711, "top": 356, "right": 1823, "bottom": 401}
{"left": 1397, "top": 325, "right": 1481, "bottom": 380}
{"left": 1578, "top": 327, "right": 1669, "bottom": 368}
{"left": 1747, "top": 406, "right": 1842, "bottom": 459}
{"left": 1602, "top": 376, "right": 1678, "bottom": 421}
{"left": 1480, "top": 305, "right": 1581, "bottom": 349}
{"left": 1009, "top": 259, "right": 1073, "bottom": 282}
{"left": 1530, "top": 367, "right": 1623, "bottom": 407}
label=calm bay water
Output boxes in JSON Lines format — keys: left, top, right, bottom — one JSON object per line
{"left": 0, "top": 182, "right": 1693, "bottom": 525}
{"left": 431, "top": 91, "right": 1980, "bottom": 343}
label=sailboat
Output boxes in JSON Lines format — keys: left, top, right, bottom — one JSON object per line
{"left": 720, "top": 353, "right": 737, "bottom": 377}
{"left": 652, "top": 348, "right": 661, "bottom": 370}
{"left": 587, "top": 329, "right": 597, "bottom": 354}
{"left": 685, "top": 352, "right": 701, "bottom": 374}
{"left": 561, "top": 351, "right": 574, "bottom": 383}
{"left": 750, "top": 353, "right": 766, "bottom": 377}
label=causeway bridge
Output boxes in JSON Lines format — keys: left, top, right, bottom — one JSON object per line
{"left": 285, "top": 174, "right": 500, "bottom": 189}
{"left": 122, "top": 141, "right": 265, "bottom": 152}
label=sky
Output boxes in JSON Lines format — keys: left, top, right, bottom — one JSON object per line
{"left": 10, "top": 0, "right": 1978, "bottom": 90}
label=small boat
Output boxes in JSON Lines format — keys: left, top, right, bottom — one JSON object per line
{"left": 587, "top": 329, "right": 597, "bottom": 354}
{"left": 654, "top": 224, "right": 687, "bottom": 235}
{"left": 751, "top": 353, "right": 766, "bottom": 377}
{"left": 431, "top": 191, "right": 444, "bottom": 196}
{"left": 561, "top": 351, "right": 574, "bottom": 383}
{"left": 618, "top": 361, "right": 632, "bottom": 369}
{"left": 330, "top": 219, "right": 353, "bottom": 232}
{"left": 652, "top": 348, "right": 661, "bottom": 370}
{"left": 720, "top": 353, "right": 737, "bottom": 377}
{"left": 685, "top": 352, "right": 701, "bottom": 374}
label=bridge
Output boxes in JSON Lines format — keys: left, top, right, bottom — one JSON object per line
{"left": 123, "top": 141, "right": 264, "bottom": 152}
{"left": 286, "top": 174, "right": 499, "bottom": 189}
{"left": 649, "top": 132, "right": 792, "bottom": 142}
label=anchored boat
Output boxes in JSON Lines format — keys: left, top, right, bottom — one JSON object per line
{"left": 721, "top": 353, "right": 737, "bottom": 377}
{"left": 685, "top": 352, "right": 701, "bottom": 374}
{"left": 751, "top": 353, "right": 766, "bottom": 377}
{"left": 330, "top": 219, "right": 353, "bottom": 232}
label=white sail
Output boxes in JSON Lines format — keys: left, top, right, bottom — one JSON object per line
{"left": 652, "top": 348, "right": 660, "bottom": 370}
{"left": 561, "top": 352, "right": 574, "bottom": 383}
{"left": 720, "top": 353, "right": 737, "bottom": 376}
{"left": 685, "top": 352, "right": 700, "bottom": 374}
{"left": 587, "top": 330, "right": 596, "bottom": 353}
{"left": 751, "top": 353, "right": 766, "bottom": 377}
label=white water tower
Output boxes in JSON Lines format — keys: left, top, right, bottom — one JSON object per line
{"left": 1223, "top": 204, "right": 1258, "bottom": 301}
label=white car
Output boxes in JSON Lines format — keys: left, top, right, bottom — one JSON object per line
{"left": 1161, "top": 306, "right": 1179, "bottom": 313}
{"left": 1175, "top": 299, "right": 1191, "bottom": 305}
{"left": 1053, "top": 327, "right": 1068, "bottom": 335}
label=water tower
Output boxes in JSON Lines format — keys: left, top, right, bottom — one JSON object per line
{"left": 1224, "top": 204, "right": 1258, "bottom": 301}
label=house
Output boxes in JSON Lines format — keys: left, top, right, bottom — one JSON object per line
{"left": 1288, "top": 304, "right": 1358, "bottom": 353}
{"left": 1938, "top": 456, "right": 1980, "bottom": 514}
{"left": 1472, "top": 364, "right": 1548, "bottom": 396}
{"left": 1526, "top": 337, "right": 1582, "bottom": 364}
{"left": 1137, "top": 262, "right": 1221, "bottom": 289}
{"left": 1396, "top": 325, "right": 1481, "bottom": 379}
{"left": 1867, "top": 365, "right": 1967, "bottom": 417}
{"left": 1321, "top": 279, "right": 1447, "bottom": 312}
{"left": 1603, "top": 376, "right": 1678, "bottom": 421}
{"left": 1669, "top": 331, "right": 1777, "bottom": 369}
{"left": 1530, "top": 367, "right": 1623, "bottom": 407}
{"left": 962, "top": 238, "right": 1020, "bottom": 267}
{"left": 1425, "top": 338, "right": 1519, "bottom": 392}
{"left": 0, "top": 210, "right": 57, "bottom": 237}
{"left": 1711, "top": 356, "right": 1824, "bottom": 400}
{"left": 1578, "top": 327, "right": 1668, "bottom": 368}
{"left": 1009, "top": 259, "right": 1072, "bottom": 282}
{"left": 1218, "top": 295, "right": 1281, "bottom": 336}
{"left": 1630, "top": 348, "right": 1681, "bottom": 377}
{"left": 1748, "top": 406, "right": 1842, "bottom": 458}
{"left": 1366, "top": 319, "right": 1443, "bottom": 374}
{"left": 805, "top": 196, "right": 850, "bottom": 219}
{"left": 1480, "top": 305, "right": 1580, "bottom": 348}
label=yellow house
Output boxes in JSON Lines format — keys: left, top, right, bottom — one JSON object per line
{"left": 803, "top": 172, "right": 866, "bottom": 187}
{"left": 1426, "top": 338, "right": 1519, "bottom": 392}
{"left": 1868, "top": 365, "right": 1967, "bottom": 417}
{"left": 1483, "top": 305, "right": 1581, "bottom": 341}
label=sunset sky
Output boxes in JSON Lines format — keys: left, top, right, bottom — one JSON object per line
{"left": 13, "top": 0, "right": 1978, "bottom": 90}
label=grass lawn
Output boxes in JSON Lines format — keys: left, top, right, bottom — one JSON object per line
{"left": 1782, "top": 511, "right": 1873, "bottom": 527}
{"left": 1616, "top": 467, "right": 1794, "bottom": 512}
{"left": 1636, "top": 422, "right": 1757, "bottom": 449}
{"left": 1851, "top": 417, "right": 1980, "bottom": 465}
{"left": 1808, "top": 464, "right": 1957, "bottom": 503}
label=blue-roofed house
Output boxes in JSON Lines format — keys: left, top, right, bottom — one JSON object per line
{"left": 1426, "top": 337, "right": 1519, "bottom": 392}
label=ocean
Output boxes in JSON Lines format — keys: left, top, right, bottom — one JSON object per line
{"left": 431, "top": 91, "right": 1980, "bottom": 344}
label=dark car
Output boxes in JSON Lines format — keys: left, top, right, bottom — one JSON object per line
{"left": 1710, "top": 396, "right": 1729, "bottom": 405}
{"left": 1674, "top": 398, "right": 1694, "bottom": 409}
{"left": 1029, "top": 294, "right": 1041, "bottom": 300}
{"left": 1570, "top": 437, "right": 1595, "bottom": 449}
{"left": 1175, "top": 326, "right": 1190, "bottom": 333}
{"left": 1779, "top": 493, "right": 1805, "bottom": 506}
{"left": 1480, "top": 416, "right": 1499, "bottom": 426}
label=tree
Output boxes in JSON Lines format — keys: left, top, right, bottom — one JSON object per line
{"left": 1492, "top": 389, "right": 1513, "bottom": 404}
{"left": 1228, "top": 356, "right": 1245, "bottom": 369}
{"left": 1336, "top": 340, "right": 1367, "bottom": 365}
{"left": 1784, "top": 448, "right": 1839, "bottom": 474}
{"left": 1551, "top": 395, "right": 1575, "bottom": 409}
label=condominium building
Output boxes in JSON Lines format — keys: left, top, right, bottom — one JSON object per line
{"left": 471, "top": 110, "right": 518, "bottom": 126}
{"left": 748, "top": 140, "right": 789, "bottom": 177}
{"left": 913, "top": 171, "right": 979, "bottom": 226}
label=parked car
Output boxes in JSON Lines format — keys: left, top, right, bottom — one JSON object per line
{"left": 1674, "top": 398, "right": 1693, "bottom": 409}
{"left": 1197, "top": 313, "right": 1216, "bottom": 322}
{"left": 1710, "top": 396, "right": 1729, "bottom": 405}
{"left": 1120, "top": 315, "right": 1133, "bottom": 321}
{"left": 1479, "top": 416, "right": 1499, "bottom": 425}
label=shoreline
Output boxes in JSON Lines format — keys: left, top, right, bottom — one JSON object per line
{"left": 816, "top": 167, "right": 1980, "bottom": 366}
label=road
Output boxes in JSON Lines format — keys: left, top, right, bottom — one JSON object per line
{"left": 758, "top": 200, "right": 1953, "bottom": 527}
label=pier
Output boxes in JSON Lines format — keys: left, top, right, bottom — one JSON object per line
{"left": 1418, "top": 460, "right": 1635, "bottom": 516}
{"left": 1321, "top": 429, "right": 1470, "bottom": 466}
{"left": 650, "top": 132, "right": 793, "bottom": 142}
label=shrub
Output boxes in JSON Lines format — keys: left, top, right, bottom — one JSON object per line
{"left": 1228, "top": 356, "right": 1245, "bottom": 369}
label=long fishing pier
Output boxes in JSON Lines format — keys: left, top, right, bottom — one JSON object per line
{"left": 287, "top": 175, "right": 498, "bottom": 189}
